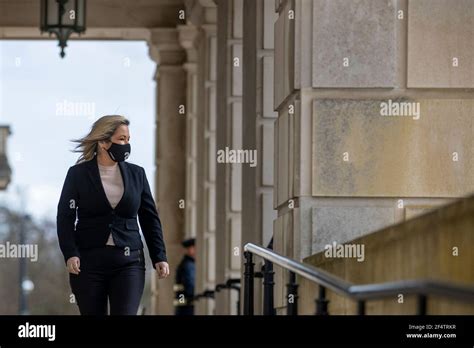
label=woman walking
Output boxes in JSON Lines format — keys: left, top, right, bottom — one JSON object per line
{"left": 57, "top": 115, "right": 169, "bottom": 315}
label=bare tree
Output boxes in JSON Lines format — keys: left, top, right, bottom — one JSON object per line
{"left": 0, "top": 207, "right": 78, "bottom": 314}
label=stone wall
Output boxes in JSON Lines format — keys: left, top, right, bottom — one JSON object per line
{"left": 272, "top": 0, "right": 474, "bottom": 312}
{"left": 300, "top": 195, "right": 474, "bottom": 314}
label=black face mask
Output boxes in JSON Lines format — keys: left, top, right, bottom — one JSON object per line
{"left": 106, "top": 142, "right": 131, "bottom": 162}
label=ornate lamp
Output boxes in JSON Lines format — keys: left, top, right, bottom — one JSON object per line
{"left": 40, "top": 0, "right": 86, "bottom": 58}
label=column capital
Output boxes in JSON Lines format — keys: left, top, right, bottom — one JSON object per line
{"left": 178, "top": 24, "right": 201, "bottom": 64}
{"left": 147, "top": 28, "right": 186, "bottom": 66}
{"left": 185, "top": 0, "right": 217, "bottom": 27}
{"left": 201, "top": 23, "right": 216, "bottom": 36}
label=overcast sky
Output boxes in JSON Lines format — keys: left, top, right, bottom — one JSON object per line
{"left": 0, "top": 39, "right": 156, "bottom": 225}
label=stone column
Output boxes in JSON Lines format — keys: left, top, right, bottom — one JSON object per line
{"left": 215, "top": 0, "right": 244, "bottom": 315}
{"left": 179, "top": 24, "right": 200, "bottom": 242}
{"left": 182, "top": 0, "right": 218, "bottom": 315}
{"left": 241, "top": 0, "right": 278, "bottom": 314}
{"left": 147, "top": 28, "right": 186, "bottom": 315}
{"left": 198, "top": 23, "right": 218, "bottom": 314}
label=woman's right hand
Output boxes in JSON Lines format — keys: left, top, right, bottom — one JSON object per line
{"left": 67, "top": 256, "right": 81, "bottom": 274}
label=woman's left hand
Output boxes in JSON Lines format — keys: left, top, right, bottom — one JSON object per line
{"left": 155, "top": 261, "right": 170, "bottom": 279}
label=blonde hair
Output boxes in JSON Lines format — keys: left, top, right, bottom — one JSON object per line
{"left": 71, "top": 115, "right": 130, "bottom": 164}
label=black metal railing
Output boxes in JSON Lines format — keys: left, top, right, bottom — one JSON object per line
{"left": 216, "top": 278, "right": 241, "bottom": 315}
{"left": 194, "top": 289, "right": 215, "bottom": 302}
{"left": 193, "top": 278, "right": 242, "bottom": 315}
{"left": 243, "top": 243, "right": 474, "bottom": 315}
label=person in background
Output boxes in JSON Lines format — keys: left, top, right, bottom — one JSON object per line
{"left": 174, "top": 238, "right": 196, "bottom": 315}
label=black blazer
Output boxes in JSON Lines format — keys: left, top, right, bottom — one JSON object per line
{"left": 57, "top": 154, "right": 167, "bottom": 269}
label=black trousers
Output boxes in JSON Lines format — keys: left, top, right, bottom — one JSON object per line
{"left": 69, "top": 245, "right": 145, "bottom": 315}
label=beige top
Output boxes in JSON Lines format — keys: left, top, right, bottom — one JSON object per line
{"left": 98, "top": 162, "right": 124, "bottom": 246}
